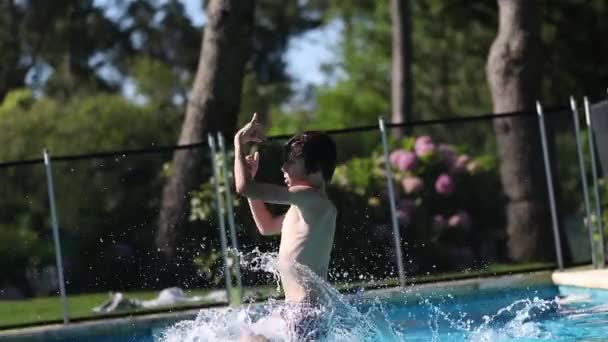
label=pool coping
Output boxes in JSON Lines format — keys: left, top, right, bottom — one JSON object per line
{"left": 552, "top": 267, "right": 608, "bottom": 290}
{"left": 0, "top": 270, "right": 556, "bottom": 341}
{"left": 361, "top": 270, "right": 553, "bottom": 302}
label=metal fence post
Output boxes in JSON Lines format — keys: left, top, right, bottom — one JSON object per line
{"left": 584, "top": 97, "right": 606, "bottom": 268}
{"left": 536, "top": 102, "right": 564, "bottom": 270}
{"left": 570, "top": 97, "right": 597, "bottom": 268}
{"left": 208, "top": 135, "right": 234, "bottom": 303}
{"left": 378, "top": 117, "right": 406, "bottom": 287}
{"left": 43, "top": 150, "right": 70, "bottom": 324}
{"left": 217, "top": 133, "right": 243, "bottom": 303}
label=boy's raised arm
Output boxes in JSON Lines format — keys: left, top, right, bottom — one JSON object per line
{"left": 233, "top": 115, "right": 259, "bottom": 195}
{"left": 234, "top": 114, "right": 323, "bottom": 209}
{"left": 247, "top": 199, "right": 284, "bottom": 236}
{"left": 233, "top": 113, "right": 283, "bottom": 236}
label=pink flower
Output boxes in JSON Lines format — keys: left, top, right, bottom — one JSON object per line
{"left": 389, "top": 150, "right": 404, "bottom": 166}
{"left": 452, "top": 154, "right": 471, "bottom": 173}
{"left": 396, "top": 199, "right": 416, "bottom": 225}
{"left": 433, "top": 214, "right": 447, "bottom": 228}
{"left": 389, "top": 150, "right": 417, "bottom": 171}
{"left": 414, "top": 136, "right": 435, "bottom": 156}
{"left": 434, "top": 173, "right": 454, "bottom": 195}
{"left": 448, "top": 211, "right": 472, "bottom": 229}
{"left": 401, "top": 176, "right": 424, "bottom": 194}
{"left": 438, "top": 144, "right": 457, "bottom": 166}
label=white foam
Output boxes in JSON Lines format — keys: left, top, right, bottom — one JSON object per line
{"left": 156, "top": 249, "right": 398, "bottom": 342}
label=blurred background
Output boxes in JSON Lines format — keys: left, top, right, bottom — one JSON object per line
{"left": 0, "top": 0, "right": 607, "bottom": 328}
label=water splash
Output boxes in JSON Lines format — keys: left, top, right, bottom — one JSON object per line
{"left": 422, "top": 295, "right": 559, "bottom": 342}
{"left": 157, "top": 249, "right": 400, "bottom": 342}
{"left": 157, "top": 249, "right": 568, "bottom": 341}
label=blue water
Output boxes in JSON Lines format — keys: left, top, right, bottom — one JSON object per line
{"left": 41, "top": 284, "right": 608, "bottom": 341}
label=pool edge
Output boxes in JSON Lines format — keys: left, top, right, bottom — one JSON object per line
{"left": 552, "top": 268, "right": 608, "bottom": 290}
{"left": 361, "top": 270, "right": 554, "bottom": 301}
{"left": 0, "top": 270, "right": 559, "bottom": 341}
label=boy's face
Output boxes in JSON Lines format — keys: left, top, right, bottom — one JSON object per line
{"left": 281, "top": 157, "right": 308, "bottom": 187}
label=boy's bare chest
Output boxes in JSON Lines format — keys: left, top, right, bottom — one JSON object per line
{"left": 281, "top": 206, "right": 308, "bottom": 233}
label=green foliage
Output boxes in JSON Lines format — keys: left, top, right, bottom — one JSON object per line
{"left": 130, "top": 56, "right": 191, "bottom": 108}
{"left": 0, "top": 0, "right": 328, "bottom": 295}
{"left": 0, "top": 89, "right": 36, "bottom": 112}
{"left": 192, "top": 249, "right": 240, "bottom": 288}
{"left": 190, "top": 183, "right": 219, "bottom": 223}
{"left": 192, "top": 251, "right": 224, "bottom": 286}
{"left": 240, "top": 72, "right": 291, "bottom": 128}
{"left": 2, "top": 0, "right": 608, "bottom": 297}
{"left": 190, "top": 149, "right": 240, "bottom": 222}
{"left": 0, "top": 0, "right": 128, "bottom": 99}
{"left": 0, "top": 91, "right": 182, "bottom": 293}
{"left": 553, "top": 127, "right": 608, "bottom": 265}
{"left": 0, "top": 89, "right": 179, "bottom": 160}
{"left": 333, "top": 154, "right": 383, "bottom": 196}
{"left": 330, "top": 134, "right": 504, "bottom": 274}
{"left": 269, "top": 0, "right": 497, "bottom": 136}
{"left": 0, "top": 224, "right": 52, "bottom": 271}
{"left": 541, "top": 0, "right": 608, "bottom": 102}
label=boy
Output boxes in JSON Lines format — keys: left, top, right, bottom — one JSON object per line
{"left": 234, "top": 113, "right": 337, "bottom": 339}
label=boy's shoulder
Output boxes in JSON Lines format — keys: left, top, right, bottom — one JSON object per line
{"left": 288, "top": 186, "right": 335, "bottom": 212}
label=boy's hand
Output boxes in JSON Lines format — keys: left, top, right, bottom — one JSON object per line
{"left": 245, "top": 151, "right": 260, "bottom": 177}
{"left": 236, "top": 113, "right": 266, "bottom": 145}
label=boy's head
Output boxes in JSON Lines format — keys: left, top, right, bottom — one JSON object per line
{"left": 282, "top": 131, "right": 337, "bottom": 187}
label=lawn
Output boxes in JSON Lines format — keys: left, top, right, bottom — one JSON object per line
{"left": 0, "top": 286, "right": 281, "bottom": 328}
{"left": 0, "top": 262, "right": 554, "bottom": 329}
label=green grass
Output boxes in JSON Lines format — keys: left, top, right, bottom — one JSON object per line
{"left": 0, "top": 287, "right": 280, "bottom": 329}
{"left": 333, "top": 262, "right": 555, "bottom": 292}
{"left": 0, "top": 262, "right": 555, "bottom": 329}
{"left": 0, "top": 289, "right": 216, "bottom": 328}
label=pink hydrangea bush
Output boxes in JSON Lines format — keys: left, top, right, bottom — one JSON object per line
{"left": 390, "top": 135, "right": 492, "bottom": 242}
{"left": 332, "top": 134, "right": 502, "bottom": 273}
{"left": 381, "top": 135, "right": 501, "bottom": 270}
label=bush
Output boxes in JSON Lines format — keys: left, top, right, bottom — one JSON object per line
{"left": 330, "top": 135, "right": 506, "bottom": 277}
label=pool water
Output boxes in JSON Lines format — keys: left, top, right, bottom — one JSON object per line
{"left": 17, "top": 254, "right": 608, "bottom": 341}
{"left": 40, "top": 283, "right": 608, "bottom": 342}
{"left": 372, "top": 285, "right": 608, "bottom": 341}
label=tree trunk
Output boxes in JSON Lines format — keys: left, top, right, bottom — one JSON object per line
{"left": 0, "top": 0, "right": 25, "bottom": 101}
{"left": 390, "top": 0, "right": 412, "bottom": 134}
{"left": 156, "top": 0, "right": 255, "bottom": 261}
{"left": 487, "top": 0, "right": 555, "bottom": 262}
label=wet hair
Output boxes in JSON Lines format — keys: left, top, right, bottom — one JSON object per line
{"left": 284, "top": 131, "right": 337, "bottom": 182}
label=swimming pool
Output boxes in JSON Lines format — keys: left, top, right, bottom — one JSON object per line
{"left": 7, "top": 277, "right": 608, "bottom": 341}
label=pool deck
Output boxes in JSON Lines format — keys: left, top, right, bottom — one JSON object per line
{"left": 552, "top": 267, "right": 608, "bottom": 290}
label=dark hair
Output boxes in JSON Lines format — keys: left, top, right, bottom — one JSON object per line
{"left": 284, "top": 131, "right": 337, "bottom": 182}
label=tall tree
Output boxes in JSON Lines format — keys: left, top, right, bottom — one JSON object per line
{"left": 0, "top": 0, "right": 24, "bottom": 102}
{"left": 156, "top": 0, "right": 255, "bottom": 260}
{"left": 486, "top": 0, "right": 553, "bottom": 261}
{"left": 239, "top": 0, "right": 325, "bottom": 125}
{"left": 0, "top": 0, "right": 130, "bottom": 99}
{"left": 390, "top": 0, "right": 413, "bottom": 131}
